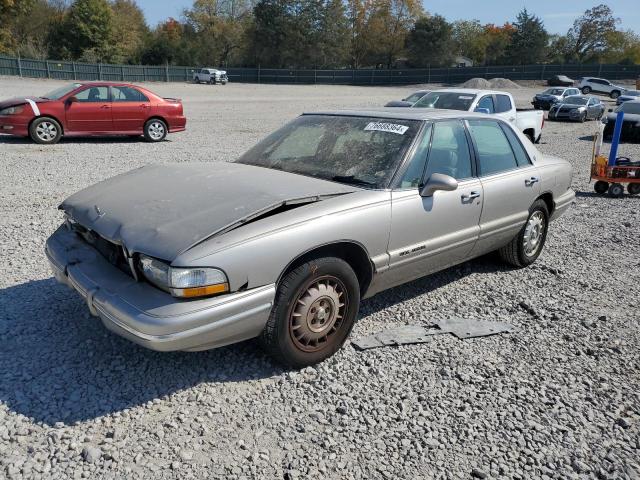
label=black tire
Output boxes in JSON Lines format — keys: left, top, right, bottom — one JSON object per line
{"left": 582, "top": 86, "right": 591, "bottom": 94}
{"left": 610, "top": 90, "right": 621, "bottom": 100}
{"left": 260, "top": 257, "right": 360, "bottom": 368}
{"left": 608, "top": 183, "right": 624, "bottom": 198}
{"left": 498, "top": 199, "right": 549, "bottom": 268}
{"left": 143, "top": 118, "right": 167, "bottom": 142}
{"left": 594, "top": 180, "right": 609, "bottom": 194}
{"left": 579, "top": 112, "right": 587, "bottom": 123}
{"left": 628, "top": 183, "right": 640, "bottom": 195}
{"left": 29, "top": 117, "right": 62, "bottom": 145}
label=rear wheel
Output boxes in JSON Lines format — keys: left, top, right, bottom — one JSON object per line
{"left": 594, "top": 181, "right": 609, "bottom": 194}
{"left": 260, "top": 257, "right": 360, "bottom": 368}
{"left": 498, "top": 200, "right": 549, "bottom": 268}
{"left": 628, "top": 183, "right": 640, "bottom": 195}
{"left": 610, "top": 90, "right": 621, "bottom": 100}
{"left": 29, "top": 117, "right": 62, "bottom": 144}
{"left": 143, "top": 119, "right": 167, "bottom": 142}
{"left": 582, "top": 86, "right": 592, "bottom": 94}
{"left": 608, "top": 183, "right": 624, "bottom": 198}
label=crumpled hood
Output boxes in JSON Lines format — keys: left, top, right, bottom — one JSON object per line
{"left": 60, "top": 162, "right": 357, "bottom": 261}
{"left": 535, "top": 94, "right": 560, "bottom": 101}
{"left": 0, "top": 96, "right": 49, "bottom": 109}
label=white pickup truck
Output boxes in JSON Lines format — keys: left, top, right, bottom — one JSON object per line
{"left": 411, "top": 89, "right": 544, "bottom": 143}
{"left": 193, "top": 68, "right": 228, "bottom": 85}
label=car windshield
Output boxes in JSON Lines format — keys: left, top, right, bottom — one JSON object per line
{"left": 404, "top": 91, "right": 427, "bottom": 103}
{"left": 40, "top": 83, "right": 82, "bottom": 100}
{"left": 564, "top": 96, "right": 588, "bottom": 105}
{"left": 543, "top": 89, "right": 564, "bottom": 95}
{"left": 236, "top": 115, "right": 421, "bottom": 189}
{"left": 413, "top": 92, "right": 477, "bottom": 110}
{"left": 618, "top": 102, "right": 640, "bottom": 114}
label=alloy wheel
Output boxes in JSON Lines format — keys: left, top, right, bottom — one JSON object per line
{"left": 36, "top": 121, "right": 58, "bottom": 142}
{"left": 523, "top": 211, "right": 546, "bottom": 257}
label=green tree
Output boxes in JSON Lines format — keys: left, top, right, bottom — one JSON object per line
{"left": 110, "top": 0, "right": 149, "bottom": 64}
{"left": 566, "top": 4, "right": 619, "bottom": 62}
{"left": 406, "top": 14, "right": 453, "bottom": 67}
{"left": 0, "top": 0, "right": 36, "bottom": 54}
{"left": 451, "top": 20, "right": 487, "bottom": 65}
{"left": 483, "top": 23, "right": 514, "bottom": 65}
{"left": 505, "top": 8, "right": 548, "bottom": 64}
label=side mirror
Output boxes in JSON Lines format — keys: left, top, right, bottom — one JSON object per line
{"left": 474, "top": 107, "right": 490, "bottom": 114}
{"left": 420, "top": 173, "right": 458, "bottom": 197}
{"left": 66, "top": 96, "right": 78, "bottom": 104}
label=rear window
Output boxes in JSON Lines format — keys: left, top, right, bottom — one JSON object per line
{"left": 413, "top": 92, "right": 477, "bottom": 111}
{"left": 495, "top": 95, "right": 512, "bottom": 113}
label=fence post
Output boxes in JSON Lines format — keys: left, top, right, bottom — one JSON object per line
{"left": 143, "top": 66, "right": 147, "bottom": 81}
{"left": 98, "top": 63, "right": 102, "bottom": 80}
{"left": 541, "top": 64, "right": 545, "bottom": 81}
{"left": 72, "top": 61, "right": 77, "bottom": 80}
{"left": 257, "top": 64, "right": 261, "bottom": 84}
{"left": 598, "top": 63, "right": 602, "bottom": 77}
{"left": 165, "top": 63, "right": 169, "bottom": 82}
{"left": 45, "top": 60, "right": 51, "bottom": 79}
{"left": 17, "top": 55, "right": 22, "bottom": 77}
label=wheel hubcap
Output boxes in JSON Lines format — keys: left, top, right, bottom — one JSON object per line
{"left": 148, "top": 122, "right": 165, "bottom": 140}
{"left": 289, "top": 276, "right": 347, "bottom": 352}
{"left": 523, "top": 211, "right": 545, "bottom": 257}
{"left": 36, "top": 122, "right": 57, "bottom": 141}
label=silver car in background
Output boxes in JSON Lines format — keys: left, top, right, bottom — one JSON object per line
{"left": 46, "top": 109, "right": 575, "bottom": 367}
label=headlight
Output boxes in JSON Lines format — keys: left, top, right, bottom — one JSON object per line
{"left": 0, "top": 105, "right": 24, "bottom": 115}
{"left": 139, "top": 255, "right": 228, "bottom": 298}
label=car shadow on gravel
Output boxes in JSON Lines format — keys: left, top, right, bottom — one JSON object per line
{"left": 0, "top": 136, "right": 163, "bottom": 145}
{"left": 0, "top": 278, "right": 280, "bottom": 426}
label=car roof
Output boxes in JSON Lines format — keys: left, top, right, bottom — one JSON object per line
{"left": 427, "top": 88, "right": 509, "bottom": 96}
{"left": 74, "top": 81, "right": 141, "bottom": 87}
{"left": 304, "top": 108, "right": 495, "bottom": 121}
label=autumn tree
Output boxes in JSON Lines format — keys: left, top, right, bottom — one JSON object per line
{"left": 110, "top": 0, "right": 149, "bottom": 64}
{"left": 483, "top": 23, "right": 514, "bottom": 65}
{"left": 406, "top": 14, "right": 453, "bottom": 67}
{"left": 565, "top": 4, "right": 619, "bottom": 62}
{"left": 451, "top": 20, "right": 487, "bottom": 65}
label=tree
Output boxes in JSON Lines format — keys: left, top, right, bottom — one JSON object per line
{"left": 505, "top": 8, "right": 548, "bottom": 64}
{"left": 452, "top": 20, "right": 487, "bottom": 65}
{"left": 406, "top": 14, "right": 453, "bottom": 67}
{"left": 565, "top": 4, "right": 619, "bottom": 62}
{"left": 51, "top": 0, "right": 115, "bottom": 62}
{"left": 600, "top": 30, "right": 640, "bottom": 64}
{"left": 483, "top": 23, "right": 514, "bottom": 65}
{"left": 367, "top": 0, "right": 422, "bottom": 68}
{"left": 0, "top": 0, "right": 36, "bottom": 54}
{"left": 110, "top": 0, "right": 149, "bottom": 64}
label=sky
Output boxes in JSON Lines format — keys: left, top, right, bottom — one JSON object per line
{"left": 136, "top": 0, "right": 640, "bottom": 34}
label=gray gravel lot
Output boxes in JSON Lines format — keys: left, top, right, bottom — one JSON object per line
{"left": 1, "top": 77, "right": 639, "bottom": 479}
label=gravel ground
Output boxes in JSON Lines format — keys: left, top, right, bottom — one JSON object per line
{"left": 1, "top": 77, "right": 639, "bottom": 479}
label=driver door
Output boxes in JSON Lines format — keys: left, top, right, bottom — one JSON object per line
{"left": 65, "top": 86, "right": 112, "bottom": 133}
{"left": 385, "top": 121, "right": 483, "bottom": 288}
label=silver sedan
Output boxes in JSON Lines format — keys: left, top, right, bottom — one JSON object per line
{"left": 46, "top": 109, "right": 575, "bottom": 367}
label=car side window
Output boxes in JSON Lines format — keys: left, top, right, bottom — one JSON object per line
{"left": 467, "top": 120, "right": 518, "bottom": 176}
{"left": 112, "top": 86, "right": 149, "bottom": 102}
{"left": 500, "top": 124, "right": 531, "bottom": 167}
{"left": 424, "top": 121, "right": 473, "bottom": 181}
{"left": 74, "top": 86, "right": 109, "bottom": 102}
{"left": 398, "top": 124, "right": 433, "bottom": 188}
{"left": 495, "top": 94, "right": 512, "bottom": 113}
{"left": 477, "top": 95, "right": 495, "bottom": 113}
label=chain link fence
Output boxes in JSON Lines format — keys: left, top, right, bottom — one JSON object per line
{"left": 1, "top": 55, "right": 638, "bottom": 85}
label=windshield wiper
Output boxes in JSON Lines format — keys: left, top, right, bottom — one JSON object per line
{"left": 331, "top": 175, "right": 376, "bottom": 187}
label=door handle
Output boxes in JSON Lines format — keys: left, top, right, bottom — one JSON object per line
{"left": 461, "top": 191, "right": 481, "bottom": 201}
{"left": 100, "top": 104, "right": 110, "bottom": 109}
{"left": 140, "top": 104, "right": 150, "bottom": 108}
{"left": 525, "top": 176, "right": 540, "bottom": 186}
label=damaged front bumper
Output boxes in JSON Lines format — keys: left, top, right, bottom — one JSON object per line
{"left": 45, "top": 226, "right": 275, "bottom": 352}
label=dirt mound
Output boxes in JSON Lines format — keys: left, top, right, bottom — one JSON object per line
{"left": 460, "top": 78, "right": 491, "bottom": 89}
{"left": 489, "top": 78, "right": 521, "bottom": 89}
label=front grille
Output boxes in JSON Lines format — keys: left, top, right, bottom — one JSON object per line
{"left": 70, "top": 223, "right": 135, "bottom": 278}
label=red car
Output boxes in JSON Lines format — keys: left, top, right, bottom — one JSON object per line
{"left": 0, "top": 82, "right": 186, "bottom": 144}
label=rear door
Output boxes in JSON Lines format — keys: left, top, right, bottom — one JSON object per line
{"left": 64, "top": 86, "right": 112, "bottom": 133}
{"left": 110, "top": 86, "right": 150, "bottom": 132}
{"left": 466, "top": 119, "right": 540, "bottom": 256}
{"left": 386, "top": 120, "right": 483, "bottom": 286}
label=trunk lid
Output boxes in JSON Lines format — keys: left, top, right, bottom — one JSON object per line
{"left": 61, "top": 162, "right": 357, "bottom": 261}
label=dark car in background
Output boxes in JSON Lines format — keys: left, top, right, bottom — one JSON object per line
{"left": 385, "top": 90, "right": 430, "bottom": 107}
{"left": 548, "top": 95, "right": 605, "bottom": 122}
{"left": 603, "top": 101, "right": 640, "bottom": 142}
{"left": 547, "top": 75, "right": 575, "bottom": 87}
{"left": 532, "top": 87, "right": 581, "bottom": 110}
{"left": 616, "top": 90, "right": 640, "bottom": 106}
{"left": 0, "top": 82, "right": 186, "bottom": 144}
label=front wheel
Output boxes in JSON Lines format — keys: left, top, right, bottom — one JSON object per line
{"left": 143, "top": 119, "right": 167, "bottom": 142}
{"left": 29, "top": 117, "right": 62, "bottom": 144}
{"left": 582, "top": 86, "right": 592, "bottom": 94}
{"left": 260, "top": 257, "right": 360, "bottom": 368}
{"left": 594, "top": 180, "right": 609, "bottom": 194}
{"left": 610, "top": 91, "right": 621, "bottom": 100}
{"left": 498, "top": 200, "right": 549, "bottom": 268}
